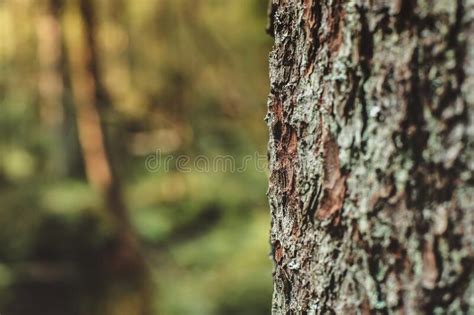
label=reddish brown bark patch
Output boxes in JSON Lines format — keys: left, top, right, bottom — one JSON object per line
{"left": 274, "top": 240, "right": 284, "bottom": 265}
{"left": 315, "top": 129, "right": 347, "bottom": 220}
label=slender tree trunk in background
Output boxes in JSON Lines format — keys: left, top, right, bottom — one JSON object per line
{"left": 267, "top": 0, "right": 473, "bottom": 314}
{"left": 36, "top": 0, "right": 64, "bottom": 130}
{"left": 36, "top": 0, "right": 81, "bottom": 177}
{"left": 65, "top": 1, "right": 151, "bottom": 314}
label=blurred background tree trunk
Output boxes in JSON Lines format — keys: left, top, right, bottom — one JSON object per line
{"left": 267, "top": 0, "right": 473, "bottom": 313}
{"left": 35, "top": 0, "right": 81, "bottom": 177}
{"left": 65, "top": 0, "right": 151, "bottom": 314}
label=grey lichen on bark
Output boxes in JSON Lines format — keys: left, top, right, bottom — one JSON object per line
{"left": 266, "top": 0, "right": 474, "bottom": 314}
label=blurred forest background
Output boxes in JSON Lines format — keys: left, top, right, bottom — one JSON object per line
{"left": 0, "top": 0, "right": 272, "bottom": 314}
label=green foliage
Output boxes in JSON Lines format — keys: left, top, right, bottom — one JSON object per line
{"left": 0, "top": 0, "right": 272, "bottom": 314}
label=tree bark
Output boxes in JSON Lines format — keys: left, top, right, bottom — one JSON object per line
{"left": 266, "top": 0, "right": 474, "bottom": 314}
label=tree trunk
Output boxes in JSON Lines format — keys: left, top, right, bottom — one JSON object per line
{"left": 35, "top": 0, "right": 82, "bottom": 177}
{"left": 65, "top": 1, "right": 151, "bottom": 314}
{"left": 266, "top": 0, "right": 474, "bottom": 314}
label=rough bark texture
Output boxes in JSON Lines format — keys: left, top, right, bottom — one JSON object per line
{"left": 266, "top": 0, "right": 474, "bottom": 314}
